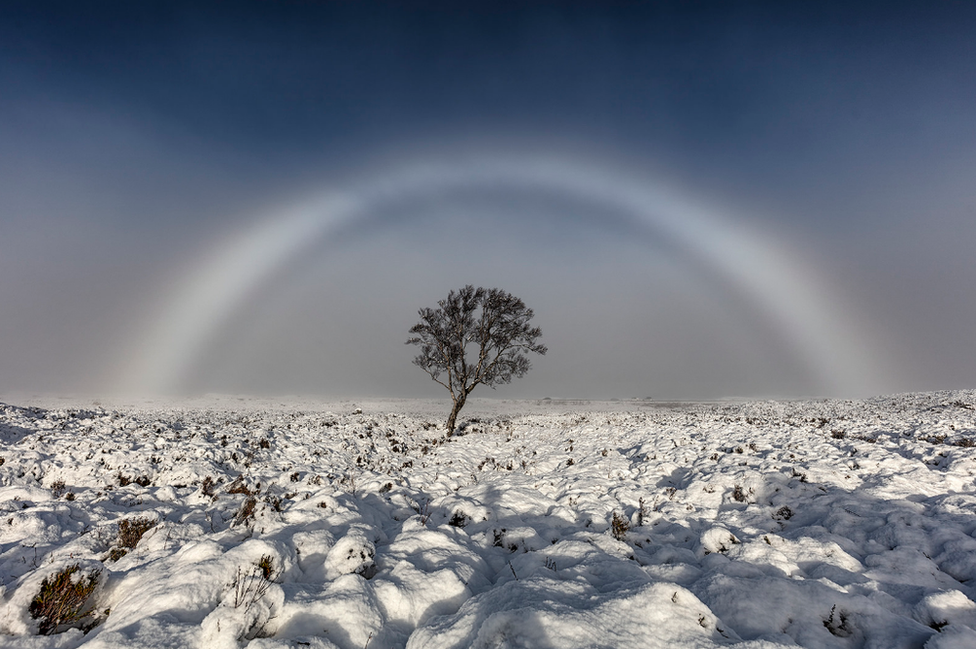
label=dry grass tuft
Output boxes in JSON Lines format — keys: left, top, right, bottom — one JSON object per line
{"left": 233, "top": 497, "right": 258, "bottom": 526}
{"left": 108, "top": 517, "right": 157, "bottom": 562}
{"left": 118, "top": 517, "right": 156, "bottom": 549}
{"left": 227, "top": 475, "right": 257, "bottom": 496}
{"left": 611, "top": 511, "right": 630, "bottom": 541}
{"left": 256, "top": 554, "right": 276, "bottom": 580}
{"left": 29, "top": 564, "right": 100, "bottom": 635}
{"left": 50, "top": 480, "right": 67, "bottom": 498}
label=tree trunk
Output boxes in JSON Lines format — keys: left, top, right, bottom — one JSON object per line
{"left": 446, "top": 396, "right": 466, "bottom": 435}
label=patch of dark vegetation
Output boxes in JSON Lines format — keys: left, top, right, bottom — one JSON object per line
{"left": 29, "top": 564, "right": 101, "bottom": 635}
{"left": 234, "top": 497, "right": 258, "bottom": 526}
{"left": 108, "top": 517, "right": 157, "bottom": 562}
{"left": 823, "top": 605, "right": 852, "bottom": 638}
{"left": 256, "top": 554, "right": 276, "bottom": 581}
{"left": 226, "top": 475, "right": 258, "bottom": 496}
{"left": 201, "top": 476, "right": 218, "bottom": 497}
{"left": 50, "top": 480, "right": 66, "bottom": 498}
{"left": 611, "top": 511, "right": 630, "bottom": 541}
{"left": 118, "top": 517, "right": 156, "bottom": 550}
{"left": 449, "top": 511, "right": 468, "bottom": 528}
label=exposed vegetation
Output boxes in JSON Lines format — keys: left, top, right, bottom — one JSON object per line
{"left": 29, "top": 564, "right": 101, "bottom": 635}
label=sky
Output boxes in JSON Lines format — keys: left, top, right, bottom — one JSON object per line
{"left": 1, "top": 1, "right": 975, "bottom": 401}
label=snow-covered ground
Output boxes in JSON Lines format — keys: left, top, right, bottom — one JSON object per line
{"left": 1, "top": 392, "right": 975, "bottom": 649}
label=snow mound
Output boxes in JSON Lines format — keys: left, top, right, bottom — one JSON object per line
{"left": 408, "top": 581, "right": 755, "bottom": 649}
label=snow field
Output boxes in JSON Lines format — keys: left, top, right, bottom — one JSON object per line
{"left": 0, "top": 392, "right": 974, "bottom": 648}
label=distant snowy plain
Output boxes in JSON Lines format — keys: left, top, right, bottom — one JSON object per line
{"left": 1, "top": 392, "right": 975, "bottom": 649}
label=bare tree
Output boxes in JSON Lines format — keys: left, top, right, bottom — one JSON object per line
{"left": 407, "top": 286, "right": 546, "bottom": 433}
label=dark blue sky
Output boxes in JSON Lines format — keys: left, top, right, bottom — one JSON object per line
{"left": 6, "top": 3, "right": 974, "bottom": 176}
{"left": 2, "top": 1, "right": 975, "bottom": 398}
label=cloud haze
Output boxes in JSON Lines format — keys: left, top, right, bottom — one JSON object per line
{"left": 1, "top": 2, "right": 975, "bottom": 400}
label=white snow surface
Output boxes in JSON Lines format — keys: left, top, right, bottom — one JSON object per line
{"left": 0, "top": 392, "right": 975, "bottom": 648}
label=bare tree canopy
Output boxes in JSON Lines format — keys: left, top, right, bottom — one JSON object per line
{"left": 406, "top": 286, "right": 546, "bottom": 433}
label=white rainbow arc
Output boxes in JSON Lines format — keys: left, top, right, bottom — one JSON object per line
{"left": 122, "top": 154, "right": 880, "bottom": 396}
